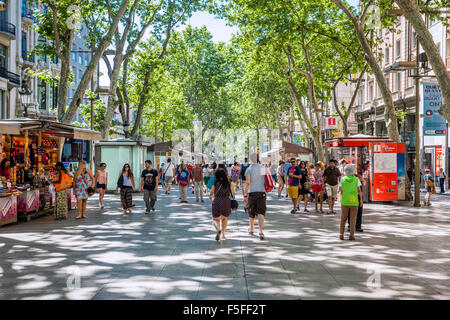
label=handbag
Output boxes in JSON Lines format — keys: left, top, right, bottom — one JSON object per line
{"left": 231, "top": 197, "right": 238, "bottom": 210}
{"left": 304, "top": 181, "right": 313, "bottom": 190}
{"left": 117, "top": 174, "right": 124, "bottom": 189}
{"left": 264, "top": 169, "right": 274, "bottom": 193}
{"left": 87, "top": 187, "right": 95, "bottom": 197}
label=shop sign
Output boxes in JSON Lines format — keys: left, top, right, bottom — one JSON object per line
{"left": 323, "top": 116, "right": 339, "bottom": 130}
{"left": 423, "top": 82, "right": 447, "bottom": 136}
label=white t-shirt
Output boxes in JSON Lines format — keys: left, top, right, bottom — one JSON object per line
{"left": 163, "top": 163, "right": 174, "bottom": 177}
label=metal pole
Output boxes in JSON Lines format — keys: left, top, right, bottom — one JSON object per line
{"left": 90, "top": 41, "right": 94, "bottom": 172}
{"left": 446, "top": 123, "right": 449, "bottom": 190}
{"left": 413, "top": 12, "right": 421, "bottom": 207}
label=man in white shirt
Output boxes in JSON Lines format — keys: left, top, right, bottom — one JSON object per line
{"left": 243, "top": 153, "right": 267, "bottom": 240}
{"left": 163, "top": 158, "right": 176, "bottom": 195}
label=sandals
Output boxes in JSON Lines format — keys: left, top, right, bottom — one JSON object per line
{"left": 339, "top": 234, "right": 344, "bottom": 240}
{"left": 215, "top": 230, "right": 221, "bottom": 241}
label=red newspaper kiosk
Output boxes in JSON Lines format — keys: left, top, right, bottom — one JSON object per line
{"left": 325, "top": 135, "right": 406, "bottom": 201}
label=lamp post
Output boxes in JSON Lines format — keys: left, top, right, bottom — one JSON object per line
{"left": 368, "top": 106, "right": 376, "bottom": 136}
{"left": 18, "top": 83, "right": 32, "bottom": 118}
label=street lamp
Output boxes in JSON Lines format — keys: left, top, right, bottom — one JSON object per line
{"left": 18, "top": 82, "right": 32, "bottom": 118}
{"left": 368, "top": 106, "right": 376, "bottom": 136}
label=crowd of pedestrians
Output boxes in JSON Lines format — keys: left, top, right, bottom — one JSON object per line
{"left": 56, "top": 152, "right": 445, "bottom": 243}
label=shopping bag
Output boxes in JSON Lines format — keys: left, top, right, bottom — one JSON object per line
{"left": 265, "top": 170, "right": 274, "bottom": 193}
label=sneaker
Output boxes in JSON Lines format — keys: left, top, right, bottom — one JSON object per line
{"left": 339, "top": 235, "right": 344, "bottom": 240}
{"left": 165, "top": 190, "right": 168, "bottom": 195}
{"left": 259, "top": 232, "right": 265, "bottom": 240}
{"left": 304, "top": 209, "right": 309, "bottom": 213}
{"left": 248, "top": 229, "right": 254, "bottom": 236}
{"left": 356, "top": 228, "right": 364, "bottom": 232}
{"left": 201, "top": 200, "right": 205, "bottom": 203}
{"left": 151, "top": 207, "right": 155, "bottom": 212}
{"left": 290, "top": 209, "right": 296, "bottom": 214}
{"left": 349, "top": 236, "right": 356, "bottom": 241}
{"left": 145, "top": 210, "right": 150, "bottom": 215}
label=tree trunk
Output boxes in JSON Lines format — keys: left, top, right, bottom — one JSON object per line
{"left": 56, "top": 31, "right": 74, "bottom": 122}
{"left": 101, "top": 51, "right": 124, "bottom": 139}
{"left": 395, "top": 0, "right": 450, "bottom": 124}
{"left": 332, "top": 0, "right": 400, "bottom": 142}
{"left": 61, "top": 0, "right": 131, "bottom": 124}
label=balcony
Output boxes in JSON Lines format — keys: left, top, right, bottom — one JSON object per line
{"left": 0, "top": 67, "right": 21, "bottom": 86}
{"left": 21, "top": 8, "right": 34, "bottom": 23}
{"left": 22, "top": 51, "right": 35, "bottom": 65}
{"left": 0, "top": 20, "right": 16, "bottom": 40}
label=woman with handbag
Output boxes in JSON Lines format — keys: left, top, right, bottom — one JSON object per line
{"left": 209, "top": 168, "right": 234, "bottom": 241}
{"left": 53, "top": 162, "right": 71, "bottom": 220}
{"left": 73, "top": 160, "right": 95, "bottom": 219}
{"left": 297, "top": 161, "right": 310, "bottom": 213}
{"left": 118, "top": 163, "right": 135, "bottom": 214}
{"left": 424, "top": 169, "right": 434, "bottom": 206}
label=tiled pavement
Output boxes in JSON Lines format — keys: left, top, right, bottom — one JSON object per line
{"left": 0, "top": 187, "right": 449, "bottom": 300}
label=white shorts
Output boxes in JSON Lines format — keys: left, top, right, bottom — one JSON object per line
{"left": 326, "top": 184, "right": 339, "bottom": 198}
{"left": 165, "top": 176, "right": 174, "bottom": 185}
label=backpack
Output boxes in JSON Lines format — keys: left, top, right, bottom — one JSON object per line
{"left": 240, "top": 163, "right": 249, "bottom": 179}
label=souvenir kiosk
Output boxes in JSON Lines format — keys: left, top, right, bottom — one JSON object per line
{"left": 0, "top": 119, "right": 101, "bottom": 225}
{"left": 325, "top": 135, "right": 406, "bottom": 201}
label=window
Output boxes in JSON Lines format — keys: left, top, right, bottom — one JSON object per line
{"left": 0, "top": 90, "right": 5, "bottom": 119}
{"left": 38, "top": 79, "right": 47, "bottom": 110}
{"left": 22, "top": 32, "right": 27, "bottom": 57}
{"left": 71, "top": 47, "right": 76, "bottom": 61}
{"left": 412, "top": 32, "right": 417, "bottom": 49}
{"left": 78, "top": 52, "right": 83, "bottom": 64}
{"left": 85, "top": 54, "right": 89, "bottom": 67}
{"left": 385, "top": 75, "right": 390, "bottom": 91}
{"left": 358, "top": 88, "right": 363, "bottom": 105}
{"left": 73, "top": 67, "right": 77, "bottom": 84}
{"left": 49, "top": 84, "right": 58, "bottom": 110}
{"left": 396, "top": 73, "right": 401, "bottom": 91}
{"left": 369, "top": 81, "right": 374, "bottom": 101}
{"left": 0, "top": 44, "right": 7, "bottom": 69}
{"left": 385, "top": 47, "right": 390, "bottom": 64}
{"left": 395, "top": 39, "right": 401, "bottom": 58}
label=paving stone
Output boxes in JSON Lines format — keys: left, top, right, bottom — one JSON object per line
{"left": 0, "top": 189, "right": 449, "bottom": 299}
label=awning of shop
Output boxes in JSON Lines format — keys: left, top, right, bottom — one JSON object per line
{"left": 0, "top": 119, "right": 102, "bottom": 140}
{"left": 0, "top": 121, "right": 21, "bottom": 135}
{"left": 282, "top": 141, "right": 313, "bottom": 154}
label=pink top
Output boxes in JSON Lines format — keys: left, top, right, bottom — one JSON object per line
{"left": 96, "top": 170, "right": 108, "bottom": 184}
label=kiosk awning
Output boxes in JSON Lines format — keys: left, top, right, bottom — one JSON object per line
{"left": 0, "top": 120, "right": 102, "bottom": 140}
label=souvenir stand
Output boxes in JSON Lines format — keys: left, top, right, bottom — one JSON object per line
{"left": 0, "top": 120, "right": 101, "bottom": 224}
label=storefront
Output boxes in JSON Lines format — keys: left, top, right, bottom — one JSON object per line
{"left": 0, "top": 119, "right": 101, "bottom": 226}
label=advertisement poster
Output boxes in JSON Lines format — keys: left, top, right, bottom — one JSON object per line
{"left": 370, "top": 142, "right": 398, "bottom": 201}
{"left": 397, "top": 144, "right": 405, "bottom": 201}
{"left": 292, "top": 132, "right": 303, "bottom": 146}
{"left": 423, "top": 82, "right": 447, "bottom": 136}
{"left": 435, "top": 146, "right": 444, "bottom": 177}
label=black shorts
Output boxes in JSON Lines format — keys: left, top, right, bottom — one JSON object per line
{"left": 96, "top": 183, "right": 106, "bottom": 190}
{"left": 248, "top": 192, "right": 266, "bottom": 218}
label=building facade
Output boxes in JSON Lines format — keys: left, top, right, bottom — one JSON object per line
{"left": 354, "top": 13, "right": 449, "bottom": 177}
{"left": 1, "top": 0, "right": 97, "bottom": 124}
